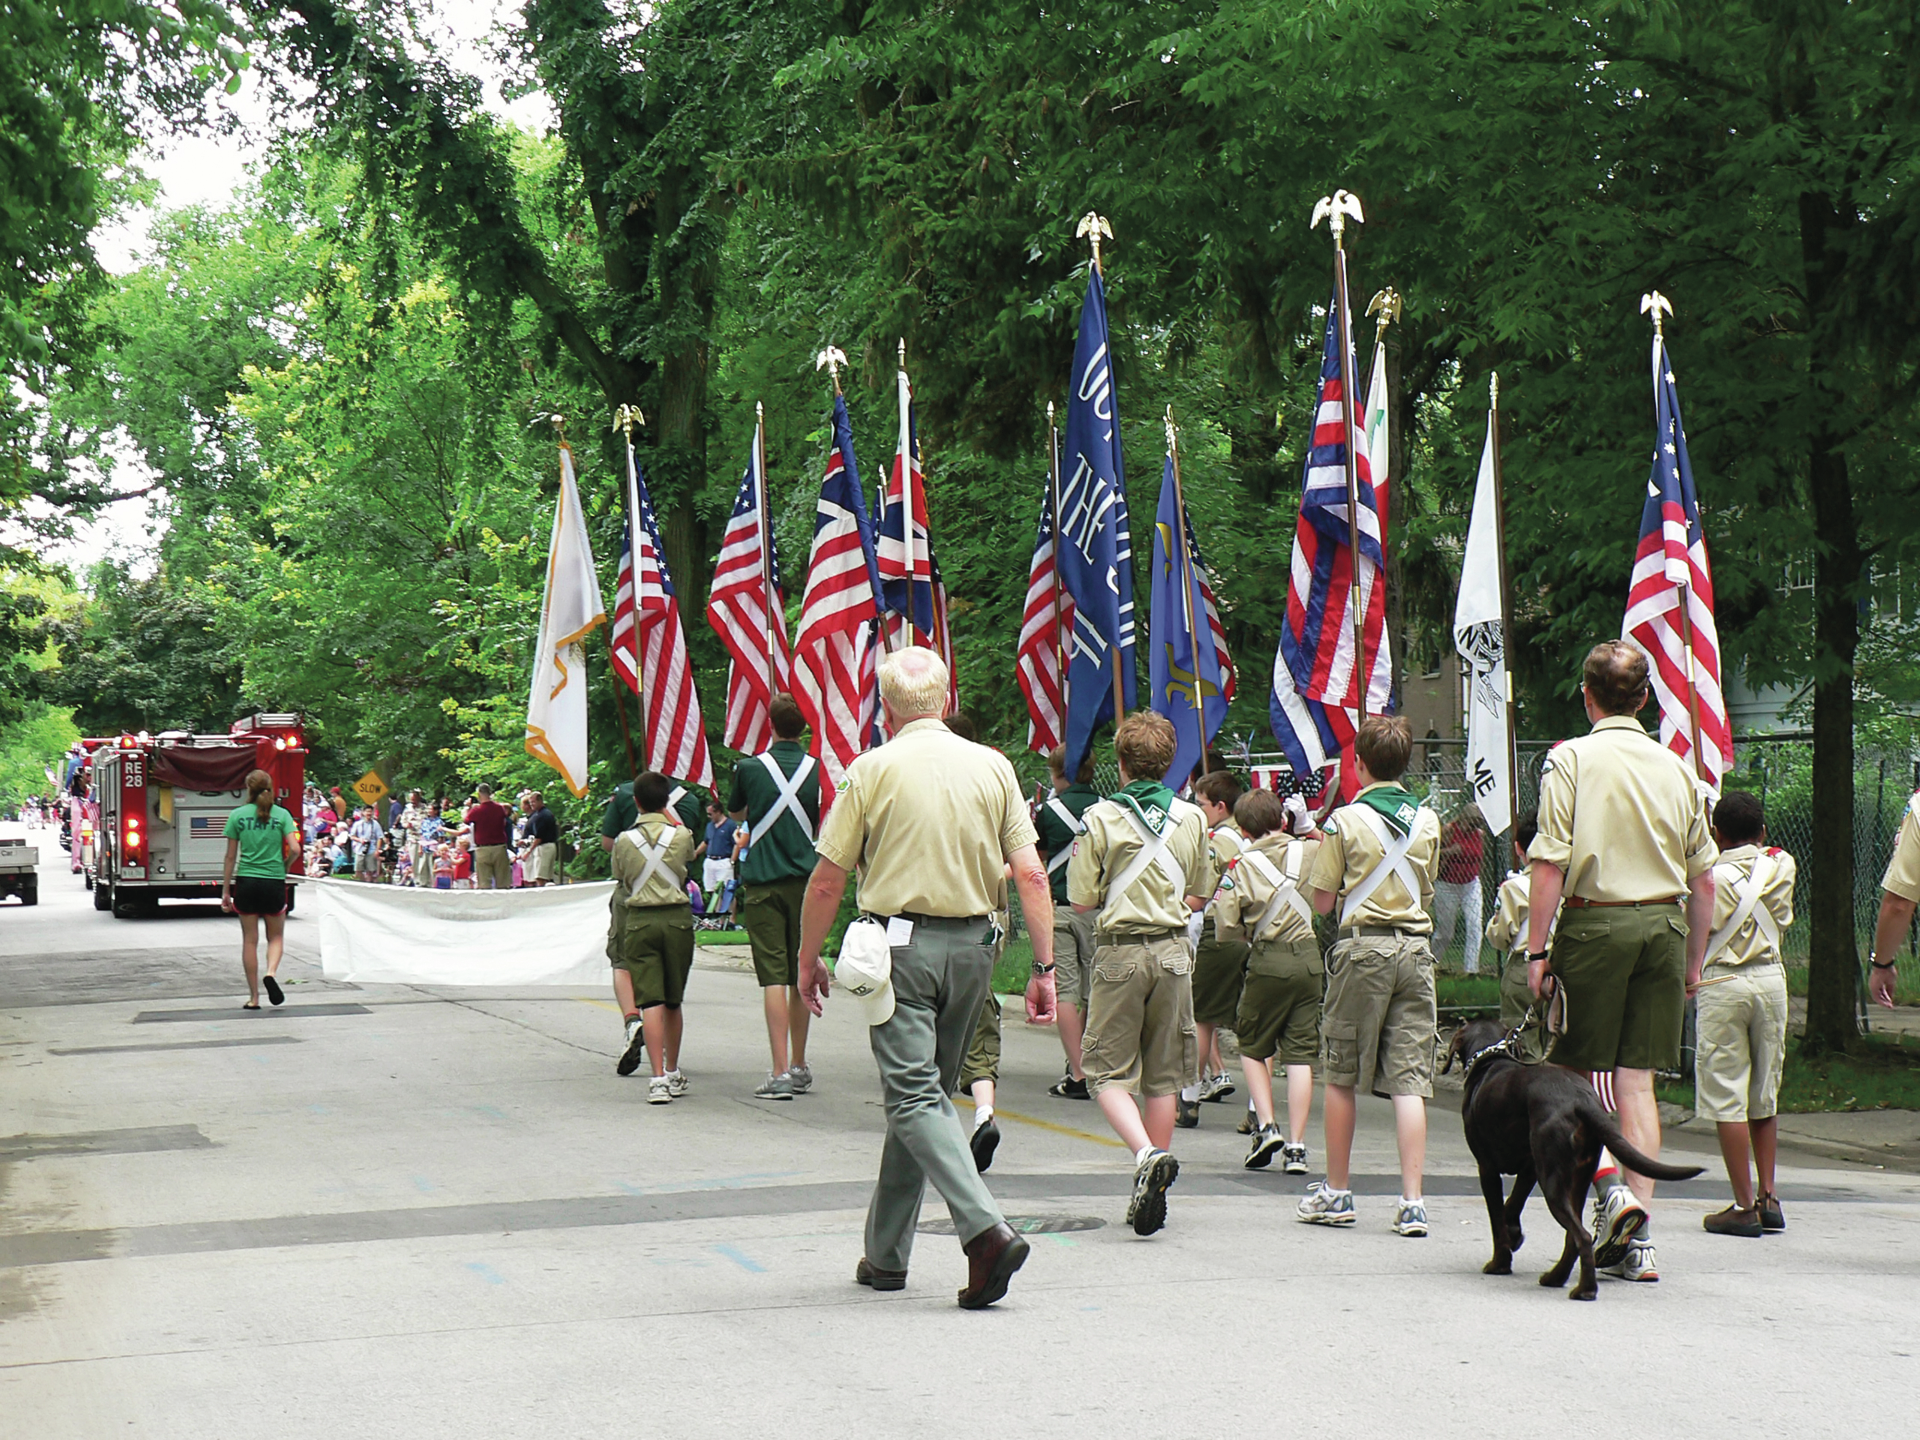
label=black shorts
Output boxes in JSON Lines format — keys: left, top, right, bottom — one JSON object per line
{"left": 233, "top": 877, "right": 289, "bottom": 916}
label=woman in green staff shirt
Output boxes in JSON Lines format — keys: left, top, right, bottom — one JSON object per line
{"left": 221, "top": 769, "right": 302, "bottom": 1009}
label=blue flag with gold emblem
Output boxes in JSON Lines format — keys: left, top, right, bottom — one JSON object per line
{"left": 1150, "top": 455, "right": 1228, "bottom": 787}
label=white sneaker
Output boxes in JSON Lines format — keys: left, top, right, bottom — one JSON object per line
{"left": 1281, "top": 1141, "right": 1310, "bottom": 1175}
{"left": 665, "top": 1070, "right": 690, "bottom": 1097}
{"left": 787, "top": 1063, "right": 813, "bottom": 1095}
{"left": 1393, "top": 1198, "right": 1429, "bottom": 1237}
{"left": 1197, "top": 1070, "right": 1236, "bottom": 1103}
{"left": 647, "top": 1076, "right": 672, "bottom": 1105}
{"left": 1592, "top": 1186, "right": 1649, "bottom": 1268}
{"left": 1606, "top": 1240, "right": 1660, "bottom": 1282}
{"left": 1296, "top": 1181, "right": 1356, "bottom": 1226}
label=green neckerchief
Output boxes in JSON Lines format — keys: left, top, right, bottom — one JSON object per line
{"left": 1113, "top": 778, "right": 1178, "bottom": 836}
{"left": 1353, "top": 784, "right": 1423, "bottom": 837}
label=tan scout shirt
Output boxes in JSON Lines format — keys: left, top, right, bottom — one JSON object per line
{"left": 814, "top": 718, "right": 1037, "bottom": 918}
{"left": 1706, "top": 843, "right": 1797, "bottom": 967}
{"left": 1215, "top": 833, "right": 1322, "bottom": 945}
{"left": 1529, "top": 715, "right": 1717, "bottom": 902}
{"left": 1206, "top": 821, "right": 1246, "bottom": 941}
{"left": 1306, "top": 783, "right": 1441, "bottom": 933}
{"left": 1883, "top": 794, "right": 1920, "bottom": 905}
{"left": 1068, "top": 796, "right": 1213, "bottom": 934}
{"left": 612, "top": 813, "right": 694, "bottom": 908}
{"left": 1487, "top": 870, "right": 1560, "bottom": 955}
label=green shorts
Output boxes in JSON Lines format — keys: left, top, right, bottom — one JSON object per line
{"left": 1052, "top": 907, "right": 1098, "bottom": 1009}
{"left": 1082, "top": 933, "right": 1197, "bottom": 1099}
{"left": 615, "top": 904, "right": 696, "bottom": 1009}
{"left": 958, "top": 990, "right": 1002, "bottom": 1092}
{"left": 1546, "top": 903, "right": 1686, "bottom": 1072}
{"left": 1321, "top": 933, "right": 1437, "bottom": 1098}
{"left": 1498, "top": 950, "right": 1550, "bottom": 1064}
{"left": 1236, "top": 937, "right": 1323, "bottom": 1065}
{"left": 741, "top": 877, "right": 808, "bottom": 987}
{"left": 1192, "top": 936, "right": 1251, "bottom": 1027}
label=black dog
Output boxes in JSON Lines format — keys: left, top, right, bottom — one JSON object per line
{"left": 1445, "top": 1019, "right": 1704, "bottom": 1301}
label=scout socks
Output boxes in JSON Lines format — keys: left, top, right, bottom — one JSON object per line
{"left": 974, "top": 1104, "right": 994, "bottom": 1130}
{"left": 1593, "top": 1155, "right": 1625, "bottom": 1198}
{"left": 1179, "top": 1083, "right": 1201, "bottom": 1104}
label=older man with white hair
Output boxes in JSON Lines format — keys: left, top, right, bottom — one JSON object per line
{"left": 798, "top": 647, "right": 1055, "bottom": 1310}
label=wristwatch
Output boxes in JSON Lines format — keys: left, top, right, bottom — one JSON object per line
{"left": 1032, "top": 961, "right": 1056, "bottom": 975}
{"left": 1870, "top": 952, "right": 1897, "bottom": 971}
{"left": 1526, "top": 951, "right": 1550, "bottom": 964}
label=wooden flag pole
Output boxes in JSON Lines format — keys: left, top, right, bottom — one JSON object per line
{"left": 1165, "top": 406, "right": 1208, "bottom": 780}
{"left": 1641, "top": 292, "right": 1708, "bottom": 781}
{"left": 1313, "top": 189, "right": 1369, "bottom": 719}
{"left": 606, "top": 405, "right": 643, "bottom": 777}
{"left": 753, "top": 400, "right": 780, "bottom": 698}
{"left": 1047, "top": 399, "right": 1069, "bottom": 718}
{"left": 1487, "top": 374, "right": 1519, "bottom": 825}
{"left": 1078, "top": 210, "right": 1126, "bottom": 725}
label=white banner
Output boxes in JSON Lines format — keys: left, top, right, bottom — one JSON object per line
{"left": 1453, "top": 410, "right": 1514, "bottom": 837}
{"left": 525, "top": 442, "right": 607, "bottom": 799}
{"left": 313, "top": 878, "right": 615, "bottom": 986}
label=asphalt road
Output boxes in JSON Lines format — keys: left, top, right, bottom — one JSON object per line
{"left": 3, "top": 822, "right": 1918, "bottom": 1437}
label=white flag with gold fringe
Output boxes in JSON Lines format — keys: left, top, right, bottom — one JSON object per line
{"left": 525, "top": 440, "right": 606, "bottom": 798}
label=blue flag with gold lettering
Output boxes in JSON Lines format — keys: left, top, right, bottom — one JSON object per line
{"left": 1058, "top": 267, "right": 1138, "bottom": 778}
{"left": 1150, "top": 456, "right": 1229, "bottom": 787}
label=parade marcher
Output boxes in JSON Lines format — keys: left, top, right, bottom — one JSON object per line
{"left": 1695, "top": 790, "right": 1796, "bottom": 1237}
{"left": 1432, "top": 802, "right": 1487, "bottom": 973}
{"left": 1299, "top": 715, "right": 1442, "bottom": 1236}
{"left": 220, "top": 769, "right": 301, "bottom": 1009}
{"left": 1869, "top": 787, "right": 1920, "bottom": 1011}
{"left": 1527, "top": 640, "right": 1718, "bottom": 1283}
{"left": 1484, "top": 811, "right": 1553, "bottom": 1064}
{"left": 1182, "top": 769, "right": 1248, "bottom": 1126}
{"left": 609, "top": 772, "right": 698, "bottom": 1103}
{"left": 1035, "top": 744, "right": 1103, "bottom": 1099}
{"left": 797, "top": 647, "right": 1054, "bottom": 1310}
{"left": 728, "top": 694, "right": 821, "bottom": 1101}
{"left": 1068, "top": 711, "right": 1214, "bottom": 1237}
{"left": 1214, "top": 788, "right": 1322, "bottom": 1174}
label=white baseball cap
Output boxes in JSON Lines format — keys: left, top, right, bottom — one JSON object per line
{"left": 834, "top": 919, "right": 896, "bottom": 1027}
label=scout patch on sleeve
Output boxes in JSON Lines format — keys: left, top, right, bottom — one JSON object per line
{"left": 836, "top": 773, "right": 851, "bottom": 794}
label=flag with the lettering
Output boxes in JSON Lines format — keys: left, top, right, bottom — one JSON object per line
{"left": 1454, "top": 406, "right": 1512, "bottom": 835}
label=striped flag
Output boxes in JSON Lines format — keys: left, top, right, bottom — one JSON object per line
{"left": 876, "top": 355, "right": 958, "bottom": 713}
{"left": 1191, "top": 525, "right": 1238, "bottom": 706}
{"left": 1016, "top": 490, "right": 1075, "bottom": 753}
{"left": 707, "top": 423, "right": 792, "bottom": 754}
{"left": 611, "top": 435, "right": 712, "bottom": 789}
{"left": 793, "top": 394, "right": 882, "bottom": 799}
{"left": 1623, "top": 329, "right": 1731, "bottom": 784}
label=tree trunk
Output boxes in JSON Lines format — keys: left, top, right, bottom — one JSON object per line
{"left": 1799, "top": 189, "right": 1864, "bottom": 1053}
{"left": 654, "top": 335, "right": 712, "bottom": 616}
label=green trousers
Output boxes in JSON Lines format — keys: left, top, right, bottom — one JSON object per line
{"left": 864, "top": 915, "right": 1005, "bottom": 1272}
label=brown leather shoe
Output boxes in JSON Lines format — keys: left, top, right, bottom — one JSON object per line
{"left": 855, "top": 1257, "right": 907, "bottom": 1291}
{"left": 957, "top": 1222, "right": 1029, "bottom": 1310}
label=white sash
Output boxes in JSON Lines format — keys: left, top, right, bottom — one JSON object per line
{"left": 1339, "top": 806, "right": 1426, "bottom": 929}
{"left": 623, "top": 826, "right": 675, "bottom": 902}
{"left": 1705, "top": 853, "right": 1780, "bottom": 962}
{"left": 1239, "top": 841, "right": 1313, "bottom": 940}
{"left": 666, "top": 785, "right": 687, "bottom": 824}
{"left": 1044, "top": 795, "right": 1086, "bottom": 876}
{"left": 1105, "top": 805, "right": 1189, "bottom": 916}
{"left": 756, "top": 752, "right": 818, "bottom": 843}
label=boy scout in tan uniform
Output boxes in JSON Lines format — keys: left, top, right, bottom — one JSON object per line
{"left": 1484, "top": 811, "right": 1554, "bottom": 1064}
{"left": 1869, "top": 791, "right": 1920, "bottom": 1009}
{"left": 1526, "top": 640, "right": 1717, "bottom": 1283}
{"left": 1695, "top": 790, "right": 1796, "bottom": 1238}
{"left": 1213, "top": 788, "right": 1322, "bottom": 1174}
{"left": 1067, "top": 712, "right": 1214, "bottom": 1238}
{"left": 796, "top": 647, "right": 1054, "bottom": 1311}
{"left": 1184, "top": 770, "right": 1249, "bottom": 1125}
{"left": 1299, "top": 716, "right": 1441, "bottom": 1236}
{"left": 609, "top": 773, "right": 699, "bottom": 1104}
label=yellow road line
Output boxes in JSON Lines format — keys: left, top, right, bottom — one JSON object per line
{"left": 574, "top": 997, "right": 623, "bottom": 1013}
{"left": 954, "top": 1095, "right": 1125, "bottom": 1148}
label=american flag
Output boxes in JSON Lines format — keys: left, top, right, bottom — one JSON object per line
{"left": 876, "top": 357, "right": 958, "bottom": 714}
{"left": 706, "top": 423, "right": 793, "bottom": 754}
{"left": 1016, "top": 487, "right": 1075, "bottom": 753}
{"left": 612, "top": 436, "right": 713, "bottom": 788}
{"left": 1623, "top": 329, "right": 1731, "bottom": 784}
{"left": 792, "top": 393, "right": 882, "bottom": 800}
{"left": 1190, "top": 522, "right": 1238, "bottom": 705}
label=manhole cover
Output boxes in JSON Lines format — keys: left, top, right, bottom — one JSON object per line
{"left": 916, "top": 1214, "right": 1106, "bottom": 1236}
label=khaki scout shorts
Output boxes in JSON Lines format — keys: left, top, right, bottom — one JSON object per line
{"left": 1052, "top": 907, "right": 1098, "bottom": 1009}
{"left": 1081, "top": 933, "right": 1197, "bottom": 1099}
{"left": 1236, "top": 937, "right": 1323, "bottom": 1065}
{"left": 1321, "top": 934, "right": 1437, "bottom": 1098}
{"left": 1497, "top": 950, "right": 1550, "bottom": 1065}
{"left": 1693, "top": 963, "right": 1789, "bottom": 1123}
{"left": 741, "top": 877, "right": 808, "bottom": 987}
{"left": 615, "top": 904, "right": 695, "bottom": 1009}
{"left": 958, "top": 990, "right": 1002, "bottom": 1092}
{"left": 1546, "top": 903, "right": 1686, "bottom": 1073}
{"left": 1192, "top": 936, "right": 1253, "bottom": 1027}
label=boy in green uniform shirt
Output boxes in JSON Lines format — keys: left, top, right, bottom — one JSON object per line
{"left": 728, "top": 695, "right": 820, "bottom": 1101}
{"left": 1299, "top": 716, "right": 1442, "bottom": 1237}
{"left": 609, "top": 772, "right": 698, "bottom": 1105}
{"left": 1067, "top": 712, "right": 1215, "bottom": 1237}
{"left": 1036, "top": 745, "right": 1103, "bottom": 1098}
{"left": 1182, "top": 769, "right": 1248, "bottom": 1125}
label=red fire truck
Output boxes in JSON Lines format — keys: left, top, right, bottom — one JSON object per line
{"left": 90, "top": 714, "right": 308, "bottom": 918}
